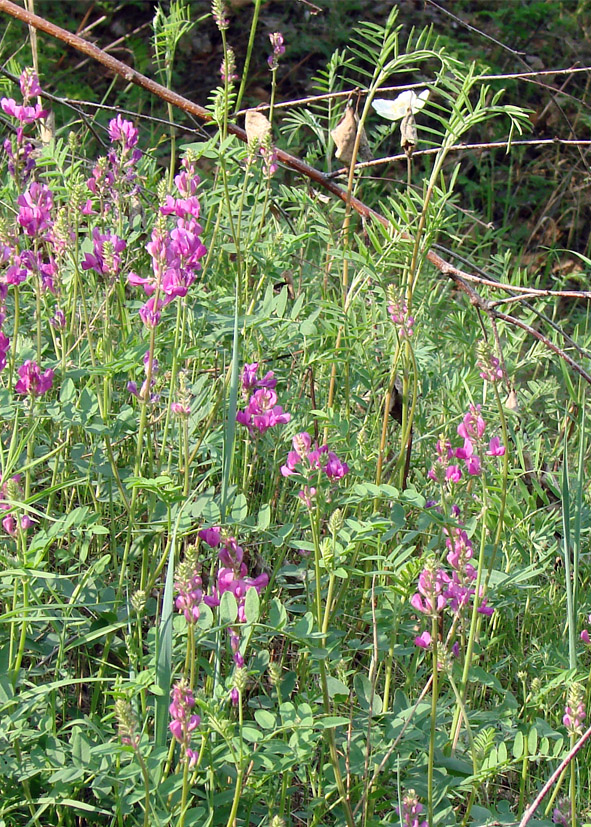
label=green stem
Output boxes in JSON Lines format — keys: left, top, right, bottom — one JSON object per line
{"left": 427, "top": 615, "right": 439, "bottom": 827}
{"left": 234, "top": 0, "right": 263, "bottom": 114}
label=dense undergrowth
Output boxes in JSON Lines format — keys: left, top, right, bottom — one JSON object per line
{"left": 0, "top": 2, "right": 591, "bottom": 826}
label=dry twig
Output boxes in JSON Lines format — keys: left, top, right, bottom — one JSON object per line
{"left": 1, "top": 0, "right": 590, "bottom": 384}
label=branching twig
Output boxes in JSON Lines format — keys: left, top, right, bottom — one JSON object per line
{"left": 2, "top": 0, "right": 590, "bottom": 385}
{"left": 328, "top": 138, "right": 591, "bottom": 176}
{"left": 518, "top": 723, "right": 591, "bottom": 826}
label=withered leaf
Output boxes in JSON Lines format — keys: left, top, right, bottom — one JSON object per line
{"left": 245, "top": 109, "right": 272, "bottom": 146}
{"left": 330, "top": 106, "right": 372, "bottom": 165}
{"left": 400, "top": 109, "right": 417, "bottom": 151}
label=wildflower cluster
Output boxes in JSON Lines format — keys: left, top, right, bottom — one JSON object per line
{"left": 397, "top": 789, "right": 428, "bottom": 827}
{"left": 220, "top": 47, "right": 238, "bottom": 85}
{"left": 387, "top": 287, "right": 414, "bottom": 338}
{"left": 114, "top": 698, "right": 139, "bottom": 749}
{"left": 236, "top": 363, "right": 290, "bottom": 435}
{"left": 15, "top": 360, "right": 54, "bottom": 397}
{"left": 428, "top": 404, "right": 504, "bottom": 484}
{"left": 211, "top": 0, "right": 229, "bottom": 31}
{"left": 281, "top": 432, "right": 349, "bottom": 486}
{"left": 174, "top": 546, "right": 203, "bottom": 624}
{"left": 477, "top": 347, "right": 504, "bottom": 383}
{"left": 199, "top": 528, "right": 269, "bottom": 623}
{"left": 0, "top": 474, "right": 32, "bottom": 537}
{"left": 412, "top": 521, "right": 493, "bottom": 654}
{"left": 82, "top": 228, "right": 127, "bottom": 278}
{"left": 169, "top": 680, "right": 200, "bottom": 767}
{"left": 563, "top": 683, "right": 586, "bottom": 737}
{"left": 127, "top": 155, "right": 206, "bottom": 328}
{"left": 0, "top": 73, "right": 61, "bottom": 385}
{"left": 86, "top": 113, "right": 141, "bottom": 214}
{"left": 2, "top": 68, "right": 47, "bottom": 185}
{"left": 267, "top": 32, "right": 286, "bottom": 70}
{"left": 127, "top": 351, "right": 159, "bottom": 403}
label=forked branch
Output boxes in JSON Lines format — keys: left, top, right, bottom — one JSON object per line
{"left": 1, "top": 0, "right": 590, "bottom": 385}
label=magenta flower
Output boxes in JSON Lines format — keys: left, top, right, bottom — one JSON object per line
{"left": 457, "top": 405, "right": 486, "bottom": 441}
{"left": 17, "top": 182, "right": 53, "bottom": 236}
{"left": 201, "top": 533, "right": 269, "bottom": 623}
{"left": 410, "top": 565, "right": 449, "bottom": 617}
{"left": 50, "top": 307, "right": 66, "bottom": 330}
{"left": 199, "top": 526, "right": 222, "bottom": 547}
{"left": 581, "top": 615, "right": 591, "bottom": 644}
{"left": 2, "top": 513, "right": 32, "bottom": 537}
{"left": 82, "top": 228, "right": 126, "bottom": 277}
{"left": 397, "top": 789, "right": 428, "bottom": 827}
{"left": 236, "top": 381, "right": 290, "bottom": 435}
{"left": 298, "top": 485, "right": 316, "bottom": 507}
{"left": 324, "top": 452, "right": 349, "bottom": 479}
{"left": 0, "top": 332, "right": 10, "bottom": 371}
{"left": 15, "top": 360, "right": 54, "bottom": 396}
{"left": 108, "top": 115, "right": 139, "bottom": 149}
{"left": 445, "top": 464, "right": 462, "bottom": 483}
{"left": 267, "top": 31, "right": 285, "bottom": 69}
{"left": 486, "top": 436, "right": 505, "bottom": 457}
{"left": 220, "top": 49, "right": 239, "bottom": 84}
{"left": 174, "top": 568, "right": 203, "bottom": 624}
{"left": 171, "top": 401, "right": 191, "bottom": 417}
{"left": 175, "top": 157, "right": 200, "bottom": 198}
{"left": 139, "top": 296, "right": 167, "bottom": 328}
{"left": 478, "top": 353, "right": 503, "bottom": 383}
{"left": 388, "top": 296, "right": 414, "bottom": 338}
{"left": 1, "top": 98, "right": 47, "bottom": 124}
{"left": 19, "top": 68, "right": 42, "bottom": 99}
{"left": 563, "top": 695, "right": 585, "bottom": 736}
{"left": 169, "top": 681, "right": 200, "bottom": 745}
{"left": 414, "top": 630, "right": 431, "bottom": 649}
{"left": 128, "top": 351, "right": 159, "bottom": 402}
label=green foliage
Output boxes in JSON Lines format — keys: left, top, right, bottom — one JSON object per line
{"left": 0, "top": 3, "right": 590, "bottom": 827}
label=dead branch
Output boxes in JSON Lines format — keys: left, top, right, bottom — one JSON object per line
{"left": 1, "top": 0, "right": 590, "bottom": 386}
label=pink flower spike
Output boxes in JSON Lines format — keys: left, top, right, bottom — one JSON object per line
{"left": 581, "top": 630, "right": 590, "bottom": 645}
{"left": 15, "top": 360, "right": 54, "bottom": 396}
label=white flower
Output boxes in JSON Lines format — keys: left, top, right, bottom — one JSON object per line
{"left": 371, "top": 89, "right": 430, "bottom": 121}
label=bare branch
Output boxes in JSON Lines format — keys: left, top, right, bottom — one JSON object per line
{"left": 2, "top": 0, "right": 590, "bottom": 386}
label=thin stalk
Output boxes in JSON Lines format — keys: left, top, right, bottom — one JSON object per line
{"left": 450, "top": 478, "right": 489, "bottom": 744}
{"left": 427, "top": 614, "right": 439, "bottom": 827}
{"left": 234, "top": 0, "right": 263, "bottom": 114}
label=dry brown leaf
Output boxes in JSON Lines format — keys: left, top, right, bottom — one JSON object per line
{"left": 330, "top": 106, "right": 372, "bottom": 165}
{"left": 400, "top": 109, "right": 417, "bottom": 151}
{"left": 505, "top": 388, "right": 519, "bottom": 412}
{"left": 245, "top": 109, "right": 272, "bottom": 146}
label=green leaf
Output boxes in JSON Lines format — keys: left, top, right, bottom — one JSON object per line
{"left": 257, "top": 503, "right": 271, "bottom": 530}
{"left": 254, "top": 709, "right": 277, "bottom": 729}
{"left": 318, "top": 716, "right": 350, "bottom": 728}
{"left": 268, "top": 597, "right": 287, "bottom": 630}
{"left": 468, "top": 666, "right": 503, "bottom": 694}
{"left": 326, "top": 677, "right": 349, "bottom": 698}
{"left": 244, "top": 586, "right": 260, "bottom": 624}
{"left": 219, "top": 590, "right": 238, "bottom": 625}
{"left": 512, "top": 731, "right": 524, "bottom": 759}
